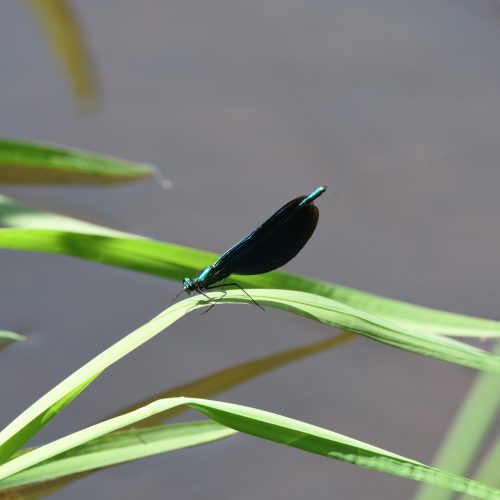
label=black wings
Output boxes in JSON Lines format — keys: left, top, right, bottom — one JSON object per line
{"left": 211, "top": 194, "right": 320, "bottom": 279}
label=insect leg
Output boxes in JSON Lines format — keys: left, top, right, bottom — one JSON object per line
{"left": 200, "top": 280, "right": 230, "bottom": 314}
{"left": 207, "top": 283, "right": 264, "bottom": 311}
{"left": 167, "top": 288, "right": 191, "bottom": 309}
{"left": 200, "top": 290, "right": 228, "bottom": 315}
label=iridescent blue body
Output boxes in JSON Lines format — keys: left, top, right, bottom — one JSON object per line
{"left": 183, "top": 185, "right": 327, "bottom": 297}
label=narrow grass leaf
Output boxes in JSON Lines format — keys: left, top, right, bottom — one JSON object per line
{"left": 0, "top": 397, "right": 498, "bottom": 499}
{"left": 218, "top": 290, "right": 500, "bottom": 374}
{"left": 459, "top": 433, "right": 500, "bottom": 499}
{"left": 10, "top": 333, "right": 353, "bottom": 498}
{"left": 415, "top": 341, "right": 500, "bottom": 500}
{"left": 0, "top": 376, "right": 99, "bottom": 464}
{"left": 0, "top": 235, "right": 497, "bottom": 371}
{"left": 0, "top": 139, "right": 152, "bottom": 184}
{"left": 1, "top": 294, "right": 499, "bottom": 468}
{"left": 0, "top": 196, "right": 139, "bottom": 236}
{"left": 0, "top": 331, "right": 25, "bottom": 342}
{"left": 0, "top": 421, "right": 234, "bottom": 489}
{"left": 0, "top": 299, "right": 192, "bottom": 460}
{"left": 0, "top": 227, "right": 498, "bottom": 338}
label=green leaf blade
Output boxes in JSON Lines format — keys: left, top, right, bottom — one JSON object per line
{"left": 0, "top": 297, "right": 497, "bottom": 499}
{"left": 0, "top": 195, "right": 135, "bottom": 236}
{"left": 0, "top": 224, "right": 498, "bottom": 340}
{"left": 0, "top": 139, "right": 152, "bottom": 184}
{"left": 1, "top": 397, "right": 498, "bottom": 500}
{"left": 0, "top": 228, "right": 498, "bottom": 371}
{"left": 0, "top": 421, "right": 235, "bottom": 489}
{"left": 0, "top": 331, "right": 25, "bottom": 342}
{"left": 0, "top": 293, "right": 499, "bottom": 474}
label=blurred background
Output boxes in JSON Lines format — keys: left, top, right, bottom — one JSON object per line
{"left": 2, "top": 0, "right": 500, "bottom": 498}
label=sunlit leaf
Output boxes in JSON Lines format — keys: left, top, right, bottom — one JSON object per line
{"left": 0, "top": 139, "right": 152, "bottom": 184}
{"left": 415, "top": 342, "right": 500, "bottom": 500}
{"left": 0, "top": 196, "right": 137, "bottom": 236}
{"left": 0, "top": 331, "right": 24, "bottom": 342}
{"left": 9, "top": 334, "right": 353, "bottom": 498}
{"left": 0, "top": 397, "right": 498, "bottom": 499}
{"left": 459, "top": 433, "right": 500, "bottom": 499}
{"left": 0, "top": 226, "right": 498, "bottom": 339}
{"left": 0, "top": 421, "right": 234, "bottom": 490}
{"left": 1, "top": 293, "right": 499, "bottom": 467}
